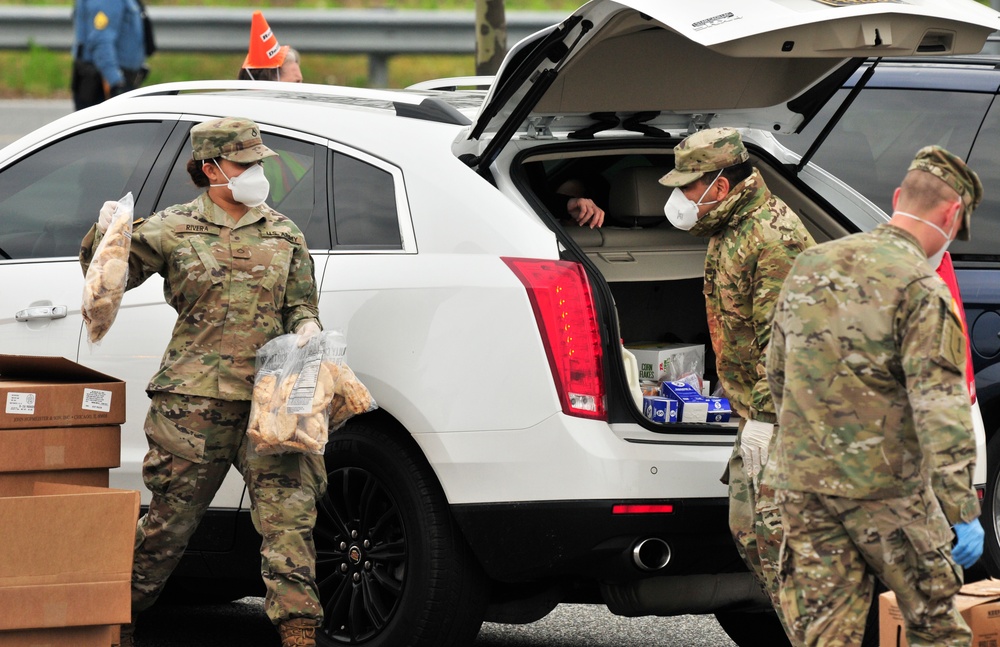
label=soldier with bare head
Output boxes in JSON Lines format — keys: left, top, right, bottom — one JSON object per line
{"left": 659, "top": 127, "right": 815, "bottom": 640}
{"left": 765, "top": 145, "right": 984, "bottom": 647}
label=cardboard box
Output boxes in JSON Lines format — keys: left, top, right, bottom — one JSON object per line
{"left": 0, "top": 356, "right": 125, "bottom": 430}
{"left": 0, "top": 482, "right": 139, "bottom": 635}
{"left": 0, "top": 426, "right": 120, "bottom": 473}
{"left": 880, "top": 578, "right": 1000, "bottom": 647}
{"left": 626, "top": 344, "right": 705, "bottom": 383}
{"left": 706, "top": 397, "right": 732, "bottom": 423}
{"left": 660, "top": 380, "right": 709, "bottom": 423}
{"left": 0, "top": 470, "right": 110, "bottom": 496}
{"left": 642, "top": 395, "right": 679, "bottom": 423}
{"left": 0, "top": 625, "right": 114, "bottom": 647}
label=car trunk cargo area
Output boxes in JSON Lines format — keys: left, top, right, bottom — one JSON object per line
{"left": 518, "top": 143, "right": 854, "bottom": 427}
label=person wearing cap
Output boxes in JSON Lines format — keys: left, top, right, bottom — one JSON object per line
{"left": 80, "top": 117, "right": 325, "bottom": 647}
{"left": 238, "top": 11, "right": 302, "bottom": 83}
{"left": 239, "top": 46, "right": 303, "bottom": 83}
{"left": 659, "top": 126, "right": 815, "bottom": 638}
{"left": 764, "top": 146, "right": 984, "bottom": 646}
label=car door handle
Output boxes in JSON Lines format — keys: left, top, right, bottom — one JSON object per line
{"left": 15, "top": 305, "right": 68, "bottom": 321}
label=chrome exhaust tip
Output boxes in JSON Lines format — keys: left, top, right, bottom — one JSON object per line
{"left": 632, "top": 537, "right": 671, "bottom": 571}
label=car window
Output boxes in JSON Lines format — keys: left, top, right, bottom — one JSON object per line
{"left": 155, "top": 131, "right": 330, "bottom": 249}
{"left": 331, "top": 151, "right": 401, "bottom": 249}
{"left": 778, "top": 87, "right": 990, "bottom": 218}
{"left": 0, "top": 122, "right": 165, "bottom": 260}
{"left": 961, "top": 101, "right": 1000, "bottom": 259}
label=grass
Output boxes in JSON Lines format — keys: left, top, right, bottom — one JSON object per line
{"left": 0, "top": 1, "right": 580, "bottom": 98}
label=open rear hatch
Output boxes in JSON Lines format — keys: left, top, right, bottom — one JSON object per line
{"left": 454, "top": 0, "right": 1000, "bottom": 172}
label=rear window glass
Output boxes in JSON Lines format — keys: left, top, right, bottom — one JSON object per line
{"left": 963, "top": 101, "right": 1000, "bottom": 260}
{"left": 778, "top": 87, "right": 989, "bottom": 229}
{"left": 331, "top": 151, "right": 401, "bottom": 249}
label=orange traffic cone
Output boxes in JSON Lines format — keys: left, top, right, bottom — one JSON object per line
{"left": 242, "top": 11, "right": 289, "bottom": 69}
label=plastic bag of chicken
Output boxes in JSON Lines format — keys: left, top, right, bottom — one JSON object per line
{"left": 247, "top": 330, "right": 376, "bottom": 455}
{"left": 82, "top": 192, "right": 134, "bottom": 344}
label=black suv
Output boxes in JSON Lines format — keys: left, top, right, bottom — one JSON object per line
{"left": 776, "top": 53, "right": 1000, "bottom": 578}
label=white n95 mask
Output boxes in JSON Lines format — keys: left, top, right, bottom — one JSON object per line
{"left": 212, "top": 162, "right": 270, "bottom": 208}
{"left": 663, "top": 169, "right": 723, "bottom": 231}
{"left": 663, "top": 188, "right": 699, "bottom": 230}
{"left": 893, "top": 208, "right": 959, "bottom": 270}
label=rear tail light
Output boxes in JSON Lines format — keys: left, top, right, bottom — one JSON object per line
{"left": 612, "top": 504, "right": 675, "bottom": 515}
{"left": 936, "top": 252, "right": 976, "bottom": 404}
{"left": 503, "top": 257, "right": 606, "bottom": 420}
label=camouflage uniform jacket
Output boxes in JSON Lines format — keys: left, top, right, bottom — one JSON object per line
{"left": 692, "top": 168, "right": 815, "bottom": 423}
{"left": 765, "top": 224, "right": 980, "bottom": 524}
{"left": 81, "top": 192, "right": 320, "bottom": 401}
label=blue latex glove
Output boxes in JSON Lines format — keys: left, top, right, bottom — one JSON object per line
{"left": 952, "top": 519, "right": 985, "bottom": 569}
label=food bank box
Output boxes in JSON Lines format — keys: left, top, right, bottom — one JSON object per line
{"left": 880, "top": 578, "right": 1000, "bottom": 647}
{"left": 0, "top": 425, "right": 121, "bottom": 495}
{"left": 642, "top": 396, "right": 679, "bottom": 423}
{"left": 660, "top": 380, "right": 709, "bottom": 423}
{"left": 706, "top": 397, "right": 732, "bottom": 423}
{"left": 0, "top": 482, "right": 139, "bottom": 645}
{"left": 626, "top": 344, "right": 705, "bottom": 383}
{"left": 0, "top": 355, "right": 125, "bottom": 430}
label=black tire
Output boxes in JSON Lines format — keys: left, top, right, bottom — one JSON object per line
{"left": 316, "top": 416, "right": 488, "bottom": 646}
{"left": 981, "top": 431, "right": 1000, "bottom": 578}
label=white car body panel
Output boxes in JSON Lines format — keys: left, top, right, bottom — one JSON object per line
{"left": 418, "top": 417, "right": 733, "bottom": 505}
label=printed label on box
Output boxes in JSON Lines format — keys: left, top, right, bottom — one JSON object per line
{"left": 5, "top": 392, "right": 36, "bottom": 415}
{"left": 81, "top": 388, "right": 112, "bottom": 413}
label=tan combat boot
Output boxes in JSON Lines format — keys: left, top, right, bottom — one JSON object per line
{"left": 278, "top": 618, "right": 319, "bottom": 647}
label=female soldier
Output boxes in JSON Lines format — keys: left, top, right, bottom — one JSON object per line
{"left": 81, "top": 117, "right": 325, "bottom": 647}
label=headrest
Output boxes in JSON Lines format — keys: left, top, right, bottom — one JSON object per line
{"left": 608, "top": 167, "right": 673, "bottom": 228}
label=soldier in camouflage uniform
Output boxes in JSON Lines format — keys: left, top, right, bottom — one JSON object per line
{"left": 765, "top": 146, "right": 984, "bottom": 647}
{"left": 659, "top": 127, "right": 815, "bottom": 637}
{"left": 80, "top": 117, "right": 326, "bottom": 647}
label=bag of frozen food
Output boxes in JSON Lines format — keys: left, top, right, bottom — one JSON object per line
{"left": 247, "top": 331, "right": 377, "bottom": 455}
{"left": 82, "top": 192, "right": 134, "bottom": 344}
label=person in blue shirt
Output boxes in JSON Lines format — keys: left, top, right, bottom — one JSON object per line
{"left": 72, "top": 0, "right": 150, "bottom": 110}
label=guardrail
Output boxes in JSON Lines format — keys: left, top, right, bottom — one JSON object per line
{"left": 0, "top": 6, "right": 566, "bottom": 87}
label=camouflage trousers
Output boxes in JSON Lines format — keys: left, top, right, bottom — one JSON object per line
{"left": 132, "top": 393, "right": 328, "bottom": 625}
{"left": 775, "top": 488, "right": 968, "bottom": 647}
{"left": 727, "top": 441, "right": 790, "bottom": 638}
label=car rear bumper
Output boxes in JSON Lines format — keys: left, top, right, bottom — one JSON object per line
{"left": 451, "top": 497, "right": 742, "bottom": 583}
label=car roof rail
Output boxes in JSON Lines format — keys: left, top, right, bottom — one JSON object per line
{"left": 118, "top": 80, "right": 471, "bottom": 126}
{"left": 406, "top": 76, "right": 495, "bottom": 91}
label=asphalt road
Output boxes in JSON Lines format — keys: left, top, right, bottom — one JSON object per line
{"left": 136, "top": 598, "right": 738, "bottom": 647}
{"left": 0, "top": 98, "right": 73, "bottom": 147}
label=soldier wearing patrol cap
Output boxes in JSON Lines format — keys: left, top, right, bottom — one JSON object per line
{"left": 765, "top": 146, "right": 984, "bottom": 646}
{"left": 659, "top": 126, "right": 815, "bottom": 640}
{"left": 81, "top": 116, "right": 325, "bottom": 647}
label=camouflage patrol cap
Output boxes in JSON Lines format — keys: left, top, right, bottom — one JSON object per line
{"left": 190, "top": 117, "right": 278, "bottom": 163}
{"left": 659, "top": 127, "right": 750, "bottom": 187}
{"left": 908, "top": 145, "right": 982, "bottom": 241}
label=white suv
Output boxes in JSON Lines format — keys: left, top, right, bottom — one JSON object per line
{"left": 1, "top": 1, "right": 996, "bottom": 646}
